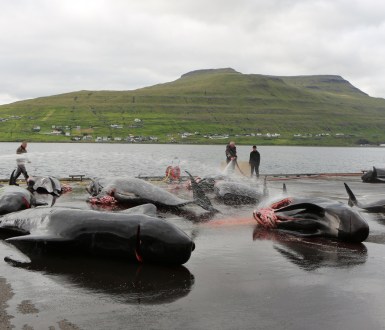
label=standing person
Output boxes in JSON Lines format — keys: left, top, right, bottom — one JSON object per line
{"left": 225, "top": 141, "right": 237, "bottom": 164}
{"left": 225, "top": 141, "right": 237, "bottom": 172}
{"left": 10, "top": 141, "right": 30, "bottom": 186}
{"left": 249, "top": 145, "right": 260, "bottom": 178}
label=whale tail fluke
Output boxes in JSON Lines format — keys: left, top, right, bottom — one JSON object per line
{"left": 344, "top": 183, "right": 358, "bottom": 207}
{"left": 185, "top": 170, "right": 218, "bottom": 213}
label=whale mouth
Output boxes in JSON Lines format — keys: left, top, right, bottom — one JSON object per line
{"left": 253, "top": 198, "right": 294, "bottom": 228}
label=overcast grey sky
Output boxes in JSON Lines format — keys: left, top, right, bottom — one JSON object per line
{"left": 1, "top": 0, "right": 384, "bottom": 105}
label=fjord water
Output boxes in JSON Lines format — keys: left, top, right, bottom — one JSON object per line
{"left": 0, "top": 142, "right": 385, "bottom": 178}
{"left": 2, "top": 143, "right": 385, "bottom": 329}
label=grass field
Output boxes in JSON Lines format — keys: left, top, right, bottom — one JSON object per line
{"left": 1, "top": 68, "right": 385, "bottom": 145}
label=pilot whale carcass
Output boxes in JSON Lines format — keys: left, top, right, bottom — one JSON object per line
{"left": 0, "top": 186, "right": 47, "bottom": 215}
{"left": 361, "top": 167, "right": 385, "bottom": 183}
{"left": 0, "top": 204, "right": 195, "bottom": 264}
{"left": 253, "top": 197, "right": 369, "bottom": 243}
{"left": 86, "top": 176, "right": 218, "bottom": 220}
{"left": 27, "top": 176, "right": 64, "bottom": 196}
{"left": 213, "top": 180, "right": 266, "bottom": 205}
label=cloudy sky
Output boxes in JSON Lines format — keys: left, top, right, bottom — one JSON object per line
{"left": 1, "top": 0, "right": 384, "bottom": 105}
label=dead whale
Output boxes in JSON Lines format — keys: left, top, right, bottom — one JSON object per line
{"left": 0, "top": 204, "right": 195, "bottom": 264}
{"left": 86, "top": 176, "right": 217, "bottom": 221}
{"left": 361, "top": 167, "right": 385, "bottom": 183}
{"left": 27, "top": 176, "right": 63, "bottom": 196}
{"left": 0, "top": 186, "right": 47, "bottom": 215}
{"left": 213, "top": 181, "right": 265, "bottom": 205}
{"left": 253, "top": 196, "right": 369, "bottom": 243}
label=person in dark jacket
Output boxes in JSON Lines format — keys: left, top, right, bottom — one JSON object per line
{"left": 249, "top": 145, "right": 260, "bottom": 178}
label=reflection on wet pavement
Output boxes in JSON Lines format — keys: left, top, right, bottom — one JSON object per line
{"left": 5, "top": 256, "right": 194, "bottom": 305}
{"left": 253, "top": 228, "right": 368, "bottom": 271}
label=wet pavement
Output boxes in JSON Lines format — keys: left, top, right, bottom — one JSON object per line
{"left": 1, "top": 176, "right": 385, "bottom": 329}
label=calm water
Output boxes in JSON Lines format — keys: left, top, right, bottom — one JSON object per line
{"left": 0, "top": 142, "right": 384, "bottom": 178}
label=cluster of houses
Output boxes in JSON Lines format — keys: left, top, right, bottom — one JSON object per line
{"left": 68, "top": 135, "right": 159, "bottom": 143}
{"left": 197, "top": 132, "right": 282, "bottom": 139}
{"left": 293, "top": 132, "right": 348, "bottom": 138}
{"left": 27, "top": 120, "right": 351, "bottom": 143}
{"left": 179, "top": 132, "right": 283, "bottom": 140}
{"left": 31, "top": 121, "right": 157, "bottom": 142}
{"left": 94, "top": 135, "right": 158, "bottom": 143}
{"left": 0, "top": 115, "right": 21, "bottom": 122}
{"left": 180, "top": 131, "right": 349, "bottom": 140}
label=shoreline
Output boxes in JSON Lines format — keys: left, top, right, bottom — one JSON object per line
{"left": 0, "top": 140, "right": 382, "bottom": 147}
{"left": 0, "top": 172, "right": 365, "bottom": 185}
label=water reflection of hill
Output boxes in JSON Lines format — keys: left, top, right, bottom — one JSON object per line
{"left": 253, "top": 228, "right": 368, "bottom": 271}
{"left": 6, "top": 256, "right": 194, "bottom": 305}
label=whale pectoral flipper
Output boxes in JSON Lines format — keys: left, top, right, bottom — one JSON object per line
{"left": 6, "top": 234, "right": 71, "bottom": 243}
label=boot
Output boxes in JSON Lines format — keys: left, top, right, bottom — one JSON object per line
{"left": 9, "top": 170, "right": 15, "bottom": 185}
{"left": 9, "top": 177, "right": 18, "bottom": 186}
{"left": 9, "top": 175, "right": 19, "bottom": 186}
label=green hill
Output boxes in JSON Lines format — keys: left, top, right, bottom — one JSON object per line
{"left": 1, "top": 68, "right": 385, "bottom": 145}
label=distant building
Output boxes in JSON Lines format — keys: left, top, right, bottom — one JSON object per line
{"left": 51, "top": 129, "right": 62, "bottom": 135}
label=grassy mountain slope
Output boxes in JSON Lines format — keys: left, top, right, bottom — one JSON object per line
{"left": 1, "top": 68, "right": 385, "bottom": 145}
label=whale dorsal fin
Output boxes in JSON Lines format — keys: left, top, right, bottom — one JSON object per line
{"left": 344, "top": 183, "right": 358, "bottom": 207}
